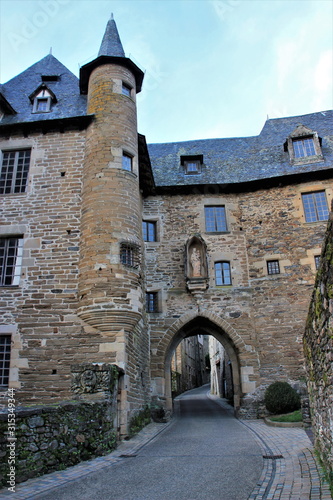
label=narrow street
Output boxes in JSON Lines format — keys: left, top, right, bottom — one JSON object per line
{"left": 33, "top": 385, "right": 263, "bottom": 500}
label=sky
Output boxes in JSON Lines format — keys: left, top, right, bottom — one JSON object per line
{"left": 0, "top": 0, "right": 332, "bottom": 144}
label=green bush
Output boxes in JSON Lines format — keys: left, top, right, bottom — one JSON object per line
{"left": 264, "top": 381, "right": 301, "bottom": 415}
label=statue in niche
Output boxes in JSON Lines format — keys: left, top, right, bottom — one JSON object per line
{"left": 186, "top": 236, "right": 208, "bottom": 288}
{"left": 190, "top": 247, "right": 202, "bottom": 277}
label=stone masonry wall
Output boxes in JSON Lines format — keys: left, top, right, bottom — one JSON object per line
{"left": 145, "top": 178, "right": 332, "bottom": 414}
{"left": 0, "top": 399, "right": 117, "bottom": 489}
{"left": 0, "top": 126, "right": 150, "bottom": 430}
{"left": 304, "top": 208, "right": 333, "bottom": 479}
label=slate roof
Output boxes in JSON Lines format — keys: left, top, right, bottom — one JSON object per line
{"left": 98, "top": 16, "right": 125, "bottom": 58}
{"left": 0, "top": 54, "right": 87, "bottom": 126}
{"left": 148, "top": 110, "right": 333, "bottom": 189}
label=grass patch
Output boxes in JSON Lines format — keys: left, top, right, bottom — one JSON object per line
{"left": 270, "top": 410, "right": 302, "bottom": 423}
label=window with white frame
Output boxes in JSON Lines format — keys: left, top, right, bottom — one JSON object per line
{"left": 0, "top": 335, "right": 11, "bottom": 387}
{"left": 302, "top": 191, "right": 329, "bottom": 222}
{"left": 32, "top": 89, "right": 53, "bottom": 113}
{"left": 0, "top": 149, "right": 31, "bottom": 195}
{"left": 214, "top": 261, "right": 232, "bottom": 285}
{"left": 0, "top": 236, "right": 23, "bottom": 286}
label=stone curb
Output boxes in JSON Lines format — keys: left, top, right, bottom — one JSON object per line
{"left": 264, "top": 416, "right": 304, "bottom": 428}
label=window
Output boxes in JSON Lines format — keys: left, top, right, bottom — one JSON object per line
{"left": 0, "top": 336, "right": 11, "bottom": 387}
{"left": 314, "top": 255, "right": 321, "bottom": 269}
{"left": 120, "top": 242, "right": 140, "bottom": 269}
{"left": 184, "top": 161, "right": 200, "bottom": 175}
{"left": 267, "top": 260, "right": 280, "bottom": 275}
{"left": 181, "top": 154, "right": 203, "bottom": 175}
{"left": 36, "top": 98, "right": 49, "bottom": 112}
{"left": 205, "top": 206, "right": 227, "bottom": 232}
{"left": 0, "top": 236, "right": 23, "bottom": 286}
{"left": 142, "top": 221, "right": 157, "bottom": 242}
{"left": 146, "top": 292, "right": 159, "bottom": 313}
{"left": 302, "top": 191, "right": 329, "bottom": 222}
{"left": 292, "top": 137, "right": 316, "bottom": 158}
{"left": 122, "top": 83, "right": 132, "bottom": 97}
{"left": 214, "top": 262, "right": 231, "bottom": 286}
{"left": 32, "top": 90, "right": 52, "bottom": 113}
{"left": 122, "top": 152, "right": 133, "bottom": 172}
{"left": 0, "top": 149, "right": 31, "bottom": 194}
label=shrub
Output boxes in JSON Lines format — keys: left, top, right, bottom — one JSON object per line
{"left": 264, "top": 381, "right": 301, "bottom": 415}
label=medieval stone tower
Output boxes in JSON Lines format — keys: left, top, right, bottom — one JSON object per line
{"left": 77, "top": 18, "right": 149, "bottom": 430}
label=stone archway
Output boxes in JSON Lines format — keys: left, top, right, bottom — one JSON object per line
{"left": 150, "top": 310, "right": 260, "bottom": 417}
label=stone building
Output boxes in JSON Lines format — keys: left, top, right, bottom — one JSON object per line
{"left": 171, "top": 335, "right": 208, "bottom": 396}
{"left": 1, "top": 16, "right": 333, "bottom": 431}
{"left": 209, "top": 336, "right": 233, "bottom": 402}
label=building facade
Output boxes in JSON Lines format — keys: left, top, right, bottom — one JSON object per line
{"left": 1, "top": 17, "right": 332, "bottom": 429}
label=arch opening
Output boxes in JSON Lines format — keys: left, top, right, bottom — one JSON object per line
{"left": 163, "top": 316, "right": 242, "bottom": 416}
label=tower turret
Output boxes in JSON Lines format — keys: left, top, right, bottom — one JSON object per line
{"left": 78, "top": 17, "right": 145, "bottom": 337}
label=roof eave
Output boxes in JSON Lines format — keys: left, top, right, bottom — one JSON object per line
{"left": 80, "top": 55, "right": 144, "bottom": 94}
{"left": 0, "top": 114, "right": 94, "bottom": 136}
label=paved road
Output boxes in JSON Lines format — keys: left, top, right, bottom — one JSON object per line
{"left": 33, "top": 385, "right": 263, "bottom": 500}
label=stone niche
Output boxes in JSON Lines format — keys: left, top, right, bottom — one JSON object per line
{"left": 71, "top": 363, "right": 122, "bottom": 401}
{"left": 185, "top": 235, "right": 209, "bottom": 291}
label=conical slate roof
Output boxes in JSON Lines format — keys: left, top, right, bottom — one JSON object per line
{"left": 79, "top": 16, "right": 144, "bottom": 94}
{"left": 98, "top": 15, "right": 125, "bottom": 58}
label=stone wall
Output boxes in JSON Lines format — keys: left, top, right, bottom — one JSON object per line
{"left": 0, "top": 399, "right": 117, "bottom": 489}
{"left": 145, "top": 178, "right": 332, "bottom": 414}
{"left": 304, "top": 209, "right": 333, "bottom": 479}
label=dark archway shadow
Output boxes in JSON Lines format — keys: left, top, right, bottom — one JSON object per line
{"left": 164, "top": 316, "right": 241, "bottom": 417}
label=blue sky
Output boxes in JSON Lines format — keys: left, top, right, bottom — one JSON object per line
{"left": 0, "top": 0, "right": 332, "bottom": 143}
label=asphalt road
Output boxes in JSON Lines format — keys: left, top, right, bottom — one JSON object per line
{"left": 36, "top": 385, "right": 263, "bottom": 500}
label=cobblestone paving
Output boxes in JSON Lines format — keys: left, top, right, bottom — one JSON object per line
{"left": 0, "top": 418, "right": 331, "bottom": 499}
{"left": 243, "top": 421, "right": 332, "bottom": 500}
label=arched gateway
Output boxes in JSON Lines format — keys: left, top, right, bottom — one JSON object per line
{"left": 150, "top": 310, "right": 260, "bottom": 417}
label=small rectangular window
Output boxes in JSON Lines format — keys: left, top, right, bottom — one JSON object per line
{"left": 314, "top": 255, "right": 321, "bottom": 269}
{"left": 0, "top": 236, "right": 23, "bottom": 286}
{"left": 142, "top": 221, "right": 157, "bottom": 242}
{"left": 122, "top": 83, "right": 132, "bottom": 97}
{"left": 36, "top": 98, "right": 49, "bottom": 112}
{"left": 267, "top": 260, "right": 280, "bottom": 275}
{"left": 184, "top": 161, "right": 201, "bottom": 175}
{"left": 205, "top": 206, "right": 227, "bottom": 232}
{"left": 0, "top": 335, "right": 11, "bottom": 387}
{"left": 215, "top": 261, "right": 231, "bottom": 286}
{"left": 293, "top": 137, "right": 316, "bottom": 158}
{"left": 122, "top": 152, "right": 133, "bottom": 172}
{"left": 120, "top": 243, "right": 140, "bottom": 269}
{"left": 146, "top": 292, "right": 159, "bottom": 313}
{"left": 302, "top": 191, "right": 329, "bottom": 222}
{"left": 0, "top": 149, "right": 31, "bottom": 194}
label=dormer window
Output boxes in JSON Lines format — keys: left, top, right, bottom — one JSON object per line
{"left": 285, "top": 125, "right": 323, "bottom": 164}
{"left": 292, "top": 137, "right": 316, "bottom": 158}
{"left": 33, "top": 90, "right": 52, "bottom": 113}
{"left": 181, "top": 154, "right": 203, "bottom": 175}
{"left": 29, "top": 84, "right": 57, "bottom": 114}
